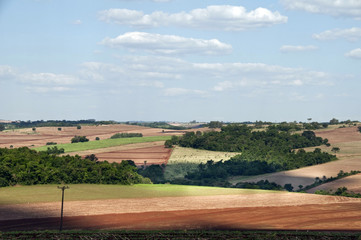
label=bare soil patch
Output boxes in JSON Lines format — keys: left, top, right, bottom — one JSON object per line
{"left": 315, "top": 126, "right": 361, "bottom": 144}
{"left": 95, "top": 145, "right": 173, "bottom": 165}
{"left": 3, "top": 204, "right": 361, "bottom": 231}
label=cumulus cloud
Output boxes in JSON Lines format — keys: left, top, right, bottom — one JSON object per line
{"left": 280, "top": 45, "right": 318, "bottom": 52}
{"left": 280, "top": 0, "right": 361, "bottom": 19}
{"left": 98, "top": 5, "right": 287, "bottom": 30}
{"left": 101, "top": 32, "right": 232, "bottom": 55}
{"left": 345, "top": 48, "right": 361, "bottom": 59}
{"left": 313, "top": 27, "right": 361, "bottom": 41}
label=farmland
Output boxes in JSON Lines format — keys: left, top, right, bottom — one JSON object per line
{"left": 2, "top": 122, "right": 361, "bottom": 233}
{"left": 1, "top": 184, "right": 361, "bottom": 231}
{"left": 0, "top": 124, "right": 186, "bottom": 166}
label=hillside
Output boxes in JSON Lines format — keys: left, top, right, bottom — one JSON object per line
{"left": 237, "top": 125, "right": 361, "bottom": 190}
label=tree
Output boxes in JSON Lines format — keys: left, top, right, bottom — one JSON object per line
{"left": 77, "top": 125, "right": 81, "bottom": 130}
{"left": 284, "top": 183, "right": 294, "bottom": 192}
{"left": 329, "top": 118, "right": 339, "bottom": 125}
{"left": 331, "top": 147, "right": 340, "bottom": 153}
{"left": 208, "top": 121, "right": 223, "bottom": 128}
{"left": 0, "top": 124, "right": 5, "bottom": 131}
{"left": 32, "top": 127, "right": 36, "bottom": 131}
{"left": 358, "top": 126, "right": 361, "bottom": 133}
{"left": 58, "top": 127, "right": 62, "bottom": 131}
{"left": 95, "top": 137, "right": 100, "bottom": 141}
{"left": 71, "top": 136, "right": 89, "bottom": 143}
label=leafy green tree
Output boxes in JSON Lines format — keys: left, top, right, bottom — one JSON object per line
{"left": 71, "top": 135, "right": 89, "bottom": 143}
{"left": 331, "top": 147, "right": 340, "bottom": 153}
{"left": 284, "top": 183, "right": 294, "bottom": 192}
{"left": 329, "top": 118, "right": 339, "bottom": 125}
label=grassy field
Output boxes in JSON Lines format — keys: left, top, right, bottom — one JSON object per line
{"left": 33, "top": 136, "right": 171, "bottom": 153}
{"left": 0, "top": 184, "right": 278, "bottom": 205}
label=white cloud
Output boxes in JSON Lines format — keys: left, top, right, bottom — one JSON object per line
{"left": 313, "top": 27, "right": 361, "bottom": 41}
{"left": 345, "top": 48, "right": 361, "bottom": 59}
{"left": 0, "top": 65, "right": 15, "bottom": 80}
{"left": 25, "top": 86, "right": 72, "bottom": 93}
{"left": 22, "top": 73, "right": 82, "bottom": 86}
{"left": 280, "top": 45, "right": 318, "bottom": 52}
{"left": 98, "top": 5, "right": 287, "bottom": 30}
{"left": 163, "top": 88, "right": 207, "bottom": 97}
{"left": 281, "top": 0, "right": 361, "bottom": 19}
{"left": 101, "top": 32, "right": 232, "bottom": 55}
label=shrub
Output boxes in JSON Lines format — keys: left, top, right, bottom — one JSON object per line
{"left": 110, "top": 133, "right": 143, "bottom": 139}
{"left": 95, "top": 137, "right": 100, "bottom": 141}
{"left": 46, "top": 142, "right": 57, "bottom": 145}
{"left": 46, "top": 146, "right": 65, "bottom": 154}
{"left": 58, "top": 127, "right": 62, "bottom": 131}
{"left": 71, "top": 135, "right": 89, "bottom": 143}
{"left": 77, "top": 125, "right": 81, "bottom": 130}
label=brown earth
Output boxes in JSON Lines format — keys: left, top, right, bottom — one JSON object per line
{"left": 95, "top": 145, "right": 173, "bottom": 165}
{"left": 1, "top": 193, "right": 361, "bottom": 231}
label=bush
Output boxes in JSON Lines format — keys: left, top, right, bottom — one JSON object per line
{"left": 95, "top": 137, "right": 100, "bottom": 141}
{"left": 0, "top": 124, "right": 5, "bottom": 131}
{"left": 58, "top": 127, "right": 62, "bottom": 131}
{"left": 46, "top": 142, "right": 57, "bottom": 145}
{"left": 71, "top": 135, "right": 89, "bottom": 143}
{"left": 77, "top": 125, "right": 81, "bottom": 130}
{"left": 46, "top": 146, "right": 65, "bottom": 154}
{"left": 110, "top": 133, "right": 143, "bottom": 139}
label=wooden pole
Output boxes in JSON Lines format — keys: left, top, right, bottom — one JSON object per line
{"left": 57, "top": 186, "right": 69, "bottom": 231}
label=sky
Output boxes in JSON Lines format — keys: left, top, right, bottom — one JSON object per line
{"left": 0, "top": 0, "right": 360, "bottom": 122}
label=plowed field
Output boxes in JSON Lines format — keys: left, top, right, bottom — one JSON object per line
{"left": 1, "top": 192, "right": 361, "bottom": 231}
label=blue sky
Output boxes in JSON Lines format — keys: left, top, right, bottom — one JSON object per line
{"left": 0, "top": 0, "right": 360, "bottom": 122}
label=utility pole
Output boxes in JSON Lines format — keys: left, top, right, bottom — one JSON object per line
{"left": 57, "top": 186, "right": 69, "bottom": 231}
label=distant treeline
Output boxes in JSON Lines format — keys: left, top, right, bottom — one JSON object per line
{"left": 125, "top": 121, "right": 188, "bottom": 130}
{"left": 3, "top": 120, "right": 117, "bottom": 129}
{"left": 0, "top": 147, "right": 150, "bottom": 187}
{"left": 166, "top": 124, "right": 330, "bottom": 152}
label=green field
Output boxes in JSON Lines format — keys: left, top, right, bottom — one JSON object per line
{"left": 33, "top": 136, "right": 172, "bottom": 153}
{"left": 0, "top": 184, "right": 278, "bottom": 205}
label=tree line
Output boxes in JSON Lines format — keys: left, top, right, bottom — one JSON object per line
{"left": 0, "top": 147, "right": 150, "bottom": 187}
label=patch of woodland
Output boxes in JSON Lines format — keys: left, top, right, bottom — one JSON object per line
{"left": 160, "top": 124, "right": 336, "bottom": 187}
{"left": 0, "top": 147, "right": 150, "bottom": 187}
